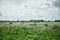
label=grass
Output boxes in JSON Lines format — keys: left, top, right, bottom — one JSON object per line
{"left": 0, "top": 22, "right": 60, "bottom": 40}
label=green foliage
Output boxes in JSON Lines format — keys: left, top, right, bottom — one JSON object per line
{"left": 44, "top": 24, "right": 48, "bottom": 26}
{"left": 30, "top": 20, "right": 44, "bottom": 22}
{"left": 52, "top": 25, "right": 60, "bottom": 30}
{"left": 0, "top": 25, "right": 60, "bottom": 40}
{"left": 0, "top": 23, "right": 60, "bottom": 40}
{"left": 29, "top": 24, "right": 37, "bottom": 26}
{"left": 9, "top": 22, "right": 13, "bottom": 24}
{"left": 54, "top": 20, "right": 60, "bottom": 22}
{"left": 52, "top": 25, "right": 60, "bottom": 40}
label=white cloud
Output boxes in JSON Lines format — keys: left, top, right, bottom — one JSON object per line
{"left": 0, "top": 0, "right": 60, "bottom": 20}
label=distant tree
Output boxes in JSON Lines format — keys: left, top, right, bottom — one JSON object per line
{"left": 17, "top": 20, "right": 19, "bottom": 22}
{"left": 54, "top": 20, "right": 60, "bottom": 22}
{"left": 30, "top": 20, "right": 44, "bottom": 22}
{"left": 48, "top": 20, "right": 51, "bottom": 22}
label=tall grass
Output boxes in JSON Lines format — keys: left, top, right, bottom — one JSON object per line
{"left": 0, "top": 25, "right": 60, "bottom": 40}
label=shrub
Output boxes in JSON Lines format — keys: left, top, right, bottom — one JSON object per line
{"left": 44, "top": 24, "right": 48, "bottom": 26}
{"left": 9, "top": 22, "right": 13, "bottom": 24}
{"left": 52, "top": 25, "right": 60, "bottom": 30}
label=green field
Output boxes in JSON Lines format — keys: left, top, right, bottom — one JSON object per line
{"left": 0, "top": 22, "right": 60, "bottom": 40}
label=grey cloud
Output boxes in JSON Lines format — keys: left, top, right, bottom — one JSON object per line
{"left": 52, "top": 0, "right": 60, "bottom": 8}
{"left": 0, "top": 0, "right": 28, "bottom": 5}
{"left": 0, "top": 12, "right": 2, "bottom": 16}
{"left": 52, "top": 0, "right": 60, "bottom": 19}
{"left": 45, "top": 3, "right": 50, "bottom": 7}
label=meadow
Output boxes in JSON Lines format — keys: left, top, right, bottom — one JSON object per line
{"left": 0, "top": 22, "right": 60, "bottom": 40}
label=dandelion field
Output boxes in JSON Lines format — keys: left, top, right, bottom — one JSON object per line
{"left": 0, "top": 22, "right": 60, "bottom": 40}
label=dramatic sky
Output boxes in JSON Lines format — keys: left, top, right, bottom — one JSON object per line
{"left": 0, "top": 0, "right": 60, "bottom": 21}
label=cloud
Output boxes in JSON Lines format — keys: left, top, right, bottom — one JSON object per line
{"left": 0, "top": 0, "right": 60, "bottom": 20}
{"left": 0, "top": 12, "right": 2, "bottom": 16}
{"left": 52, "top": 0, "right": 60, "bottom": 9}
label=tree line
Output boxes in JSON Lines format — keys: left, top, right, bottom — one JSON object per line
{"left": 0, "top": 20, "right": 60, "bottom": 22}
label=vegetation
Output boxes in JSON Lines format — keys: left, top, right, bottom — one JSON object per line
{"left": 44, "top": 24, "right": 48, "bottom": 26}
{"left": 0, "top": 24, "right": 60, "bottom": 40}
{"left": 54, "top": 20, "right": 60, "bottom": 22}
{"left": 30, "top": 20, "right": 44, "bottom": 22}
{"left": 0, "top": 19, "right": 60, "bottom": 22}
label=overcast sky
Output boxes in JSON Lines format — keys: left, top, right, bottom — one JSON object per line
{"left": 0, "top": 0, "right": 60, "bottom": 21}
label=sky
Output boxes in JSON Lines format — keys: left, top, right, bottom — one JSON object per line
{"left": 0, "top": 0, "right": 60, "bottom": 21}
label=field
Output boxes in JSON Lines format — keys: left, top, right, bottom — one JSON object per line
{"left": 0, "top": 22, "right": 60, "bottom": 40}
